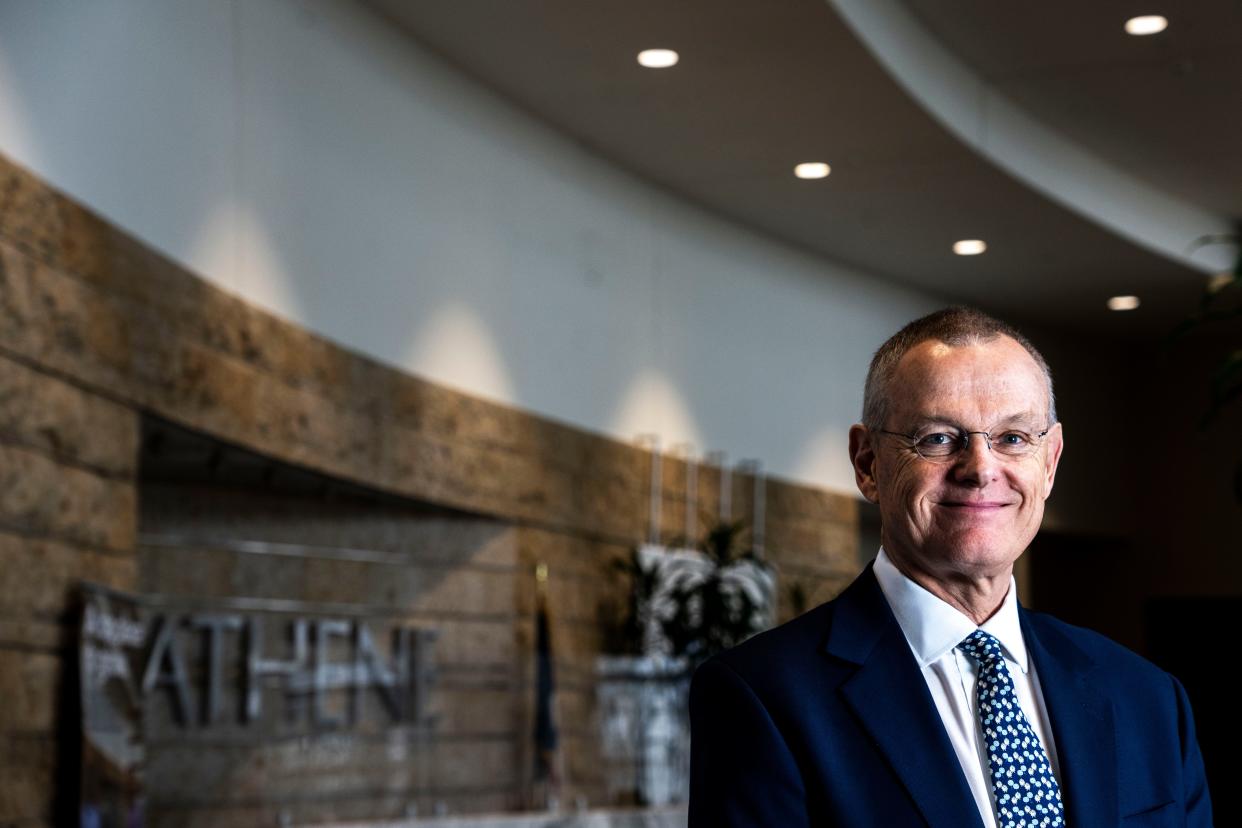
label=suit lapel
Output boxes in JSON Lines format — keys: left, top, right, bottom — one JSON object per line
{"left": 1021, "top": 610, "right": 1119, "bottom": 827}
{"left": 826, "top": 568, "right": 986, "bottom": 828}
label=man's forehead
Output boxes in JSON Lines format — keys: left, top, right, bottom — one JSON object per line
{"left": 899, "top": 335, "right": 1041, "bottom": 376}
{"left": 890, "top": 336, "right": 1049, "bottom": 416}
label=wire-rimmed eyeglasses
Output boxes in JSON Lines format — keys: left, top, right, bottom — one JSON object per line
{"left": 878, "top": 426, "right": 1051, "bottom": 462}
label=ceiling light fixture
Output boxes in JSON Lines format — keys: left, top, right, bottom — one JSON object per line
{"left": 1124, "top": 15, "right": 1168, "bottom": 35}
{"left": 1107, "top": 295, "right": 1141, "bottom": 311}
{"left": 637, "top": 49, "right": 679, "bottom": 68}
{"left": 952, "top": 239, "right": 987, "bottom": 256}
{"left": 794, "top": 162, "right": 831, "bottom": 180}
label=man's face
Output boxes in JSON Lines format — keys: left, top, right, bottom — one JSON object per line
{"left": 849, "top": 336, "right": 1064, "bottom": 583}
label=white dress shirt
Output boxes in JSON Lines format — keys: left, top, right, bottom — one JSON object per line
{"left": 871, "top": 548, "right": 1062, "bottom": 828}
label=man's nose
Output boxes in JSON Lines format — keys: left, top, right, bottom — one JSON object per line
{"left": 952, "top": 432, "right": 999, "bottom": 485}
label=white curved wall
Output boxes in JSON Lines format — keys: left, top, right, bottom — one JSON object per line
{"left": 0, "top": 0, "right": 948, "bottom": 495}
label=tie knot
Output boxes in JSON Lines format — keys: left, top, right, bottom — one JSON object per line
{"left": 957, "top": 629, "right": 1004, "bottom": 666}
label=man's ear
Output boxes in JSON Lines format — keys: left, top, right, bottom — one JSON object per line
{"left": 849, "top": 424, "right": 880, "bottom": 503}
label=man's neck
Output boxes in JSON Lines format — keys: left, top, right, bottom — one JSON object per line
{"left": 884, "top": 551, "right": 1012, "bottom": 626}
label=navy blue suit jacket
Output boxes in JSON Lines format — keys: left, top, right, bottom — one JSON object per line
{"left": 689, "top": 565, "right": 1212, "bottom": 827}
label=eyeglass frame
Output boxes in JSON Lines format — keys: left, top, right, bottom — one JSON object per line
{"left": 876, "top": 424, "right": 1052, "bottom": 462}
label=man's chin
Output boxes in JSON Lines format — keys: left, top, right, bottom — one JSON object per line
{"left": 886, "top": 536, "right": 1019, "bottom": 581}
{"left": 927, "top": 532, "right": 1024, "bottom": 576}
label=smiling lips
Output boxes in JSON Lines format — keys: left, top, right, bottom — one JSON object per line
{"left": 938, "top": 500, "right": 1012, "bottom": 510}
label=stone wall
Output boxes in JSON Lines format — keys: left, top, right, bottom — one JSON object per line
{"left": 0, "top": 151, "right": 860, "bottom": 826}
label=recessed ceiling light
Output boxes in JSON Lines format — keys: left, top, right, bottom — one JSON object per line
{"left": 952, "top": 239, "right": 987, "bottom": 256}
{"left": 794, "top": 162, "right": 831, "bottom": 180}
{"left": 1107, "top": 295, "right": 1141, "bottom": 311}
{"left": 637, "top": 49, "right": 679, "bottom": 68}
{"left": 1124, "top": 15, "right": 1168, "bottom": 35}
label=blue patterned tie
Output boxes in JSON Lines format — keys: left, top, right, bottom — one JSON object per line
{"left": 958, "top": 630, "right": 1065, "bottom": 828}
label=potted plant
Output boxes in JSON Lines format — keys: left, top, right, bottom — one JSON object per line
{"left": 595, "top": 520, "right": 774, "bottom": 806}
{"left": 648, "top": 519, "right": 774, "bottom": 665}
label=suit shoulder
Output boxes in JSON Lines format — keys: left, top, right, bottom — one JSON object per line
{"left": 700, "top": 600, "right": 836, "bottom": 686}
{"left": 1024, "top": 609, "right": 1170, "bottom": 683}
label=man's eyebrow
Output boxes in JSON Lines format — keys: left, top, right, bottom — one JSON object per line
{"left": 905, "top": 415, "right": 960, "bottom": 430}
{"left": 994, "top": 411, "right": 1045, "bottom": 426}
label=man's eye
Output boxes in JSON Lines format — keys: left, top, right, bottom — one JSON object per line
{"left": 918, "top": 433, "right": 956, "bottom": 446}
{"left": 997, "top": 431, "right": 1029, "bottom": 446}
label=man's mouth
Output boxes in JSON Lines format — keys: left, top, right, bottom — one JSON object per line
{"left": 937, "top": 500, "right": 1011, "bottom": 510}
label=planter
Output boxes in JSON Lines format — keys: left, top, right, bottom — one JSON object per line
{"left": 594, "top": 655, "right": 691, "bottom": 807}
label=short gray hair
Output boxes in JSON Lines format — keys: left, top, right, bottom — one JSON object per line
{"left": 862, "top": 307, "right": 1056, "bottom": 431}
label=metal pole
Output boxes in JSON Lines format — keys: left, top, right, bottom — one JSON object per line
{"left": 708, "top": 451, "right": 730, "bottom": 523}
{"left": 648, "top": 437, "right": 662, "bottom": 546}
{"left": 685, "top": 452, "right": 698, "bottom": 545}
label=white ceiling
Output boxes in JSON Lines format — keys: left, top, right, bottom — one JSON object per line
{"left": 361, "top": 0, "right": 1238, "bottom": 335}
{"left": 902, "top": 0, "right": 1242, "bottom": 219}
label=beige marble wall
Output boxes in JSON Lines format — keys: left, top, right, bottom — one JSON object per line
{"left": 0, "top": 151, "right": 860, "bottom": 826}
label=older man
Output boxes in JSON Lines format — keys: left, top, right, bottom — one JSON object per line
{"left": 688, "top": 308, "right": 1211, "bottom": 827}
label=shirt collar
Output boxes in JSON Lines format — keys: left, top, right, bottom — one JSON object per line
{"left": 872, "top": 547, "right": 1029, "bottom": 673}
